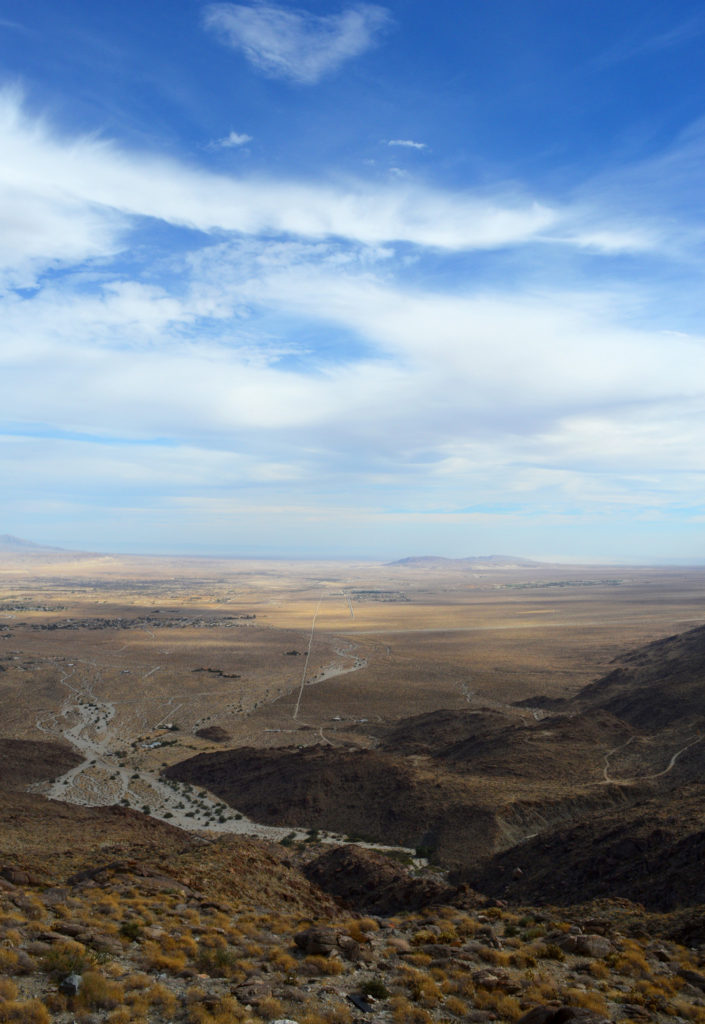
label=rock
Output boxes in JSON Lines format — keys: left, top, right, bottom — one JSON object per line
{"left": 36, "top": 930, "right": 71, "bottom": 943}
{"left": 557, "top": 933, "right": 611, "bottom": 958}
{"left": 517, "top": 1008, "right": 610, "bottom": 1024}
{"left": 59, "top": 973, "right": 83, "bottom": 996}
{"left": 294, "top": 927, "right": 338, "bottom": 956}
{"left": 55, "top": 922, "right": 83, "bottom": 937}
{"left": 1, "top": 865, "right": 40, "bottom": 885}
{"left": 336, "top": 934, "right": 363, "bottom": 961}
{"left": 234, "top": 979, "right": 273, "bottom": 1006}
{"left": 477, "top": 924, "right": 502, "bottom": 949}
{"left": 348, "top": 994, "right": 374, "bottom": 1013}
{"left": 26, "top": 941, "right": 52, "bottom": 956}
{"left": 680, "top": 968, "right": 705, "bottom": 992}
{"left": 14, "top": 951, "right": 36, "bottom": 974}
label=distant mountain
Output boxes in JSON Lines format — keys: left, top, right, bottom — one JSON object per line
{"left": 0, "top": 534, "right": 65, "bottom": 552}
{"left": 388, "top": 554, "right": 544, "bottom": 568}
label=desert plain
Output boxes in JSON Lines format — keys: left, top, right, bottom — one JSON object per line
{"left": 2, "top": 546, "right": 704, "bottom": 840}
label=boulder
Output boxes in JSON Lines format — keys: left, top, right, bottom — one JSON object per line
{"left": 557, "top": 933, "right": 611, "bottom": 958}
{"left": 294, "top": 926, "right": 338, "bottom": 956}
{"left": 59, "top": 973, "right": 83, "bottom": 996}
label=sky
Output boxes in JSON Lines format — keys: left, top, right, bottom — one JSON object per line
{"left": 2, "top": 0, "right": 705, "bottom": 561}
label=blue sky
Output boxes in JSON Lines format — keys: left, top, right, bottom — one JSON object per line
{"left": 2, "top": 0, "right": 705, "bottom": 561}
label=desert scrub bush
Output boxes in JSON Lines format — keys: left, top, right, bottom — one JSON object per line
{"left": 1, "top": 928, "right": 22, "bottom": 947}
{"left": 588, "top": 960, "right": 610, "bottom": 980}
{"left": 535, "top": 942, "right": 565, "bottom": 961}
{"left": 304, "top": 954, "right": 344, "bottom": 975}
{"left": 389, "top": 995, "right": 433, "bottom": 1024}
{"left": 90, "top": 893, "right": 121, "bottom": 916}
{"left": 360, "top": 977, "right": 390, "bottom": 1000}
{"left": 478, "top": 947, "right": 512, "bottom": 966}
{"left": 0, "top": 999, "right": 51, "bottom": 1023}
{"left": 474, "top": 989, "right": 522, "bottom": 1020}
{"left": 407, "top": 971, "right": 442, "bottom": 1007}
{"left": 443, "top": 994, "right": 469, "bottom": 1016}
{"left": 346, "top": 917, "right": 379, "bottom": 942}
{"left": 123, "top": 971, "right": 153, "bottom": 991}
{"left": 196, "top": 943, "right": 240, "bottom": 977}
{"left": 452, "top": 916, "right": 478, "bottom": 940}
{"left": 523, "top": 975, "right": 560, "bottom": 1004}
{"left": 269, "top": 947, "right": 298, "bottom": 973}
{"left": 405, "top": 951, "right": 432, "bottom": 967}
{"left": 509, "top": 950, "right": 537, "bottom": 968}
{"left": 76, "top": 970, "right": 125, "bottom": 1011}
{"left": 119, "top": 919, "right": 142, "bottom": 941}
{"left": 320, "top": 1001, "right": 353, "bottom": 1024}
{"left": 187, "top": 993, "right": 247, "bottom": 1024}
{"left": 106, "top": 1008, "right": 143, "bottom": 1024}
{"left": 0, "top": 980, "right": 18, "bottom": 1002}
{"left": 256, "top": 995, "right": 285, "bottom": 1020}
{"left": 612, "top": 945, "right": 651, "bottom": 978}
{"left": 145, "top": 981, "right": 178, "bottom": 1015}
{"left": 141, "top": 939, "right": 186, "bottom": 973}
{"left": 563, "top": 989, "right": 609, "bottom": 1015}
{"left": 176, "top": 931, "right": 199, "bottom": 957}
{"left": 42, "top": 939, "right": 95, "bottom": 975}
{"left": 668, "top": 1000, "right": 705, "bottom": 1023}
{"left": 0, "top": 949, "right": 19, "bottom": 972}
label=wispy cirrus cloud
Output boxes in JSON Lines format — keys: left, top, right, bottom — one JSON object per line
{"left": 203, "top": 2, "right": 391, "bottom": 84}
{"left": 595, "top": 12, "right": 705, "bottom": 68}
{"left": 386, "top": 138, "right": 427, "bottom": 150}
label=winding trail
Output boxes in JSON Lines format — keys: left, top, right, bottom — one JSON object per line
{"left": 603, "top": 733, "right": 704, "bottom": 783}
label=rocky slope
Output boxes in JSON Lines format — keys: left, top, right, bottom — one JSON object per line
{"left": 163, "top": 624, "right": 705, "bottom": 903}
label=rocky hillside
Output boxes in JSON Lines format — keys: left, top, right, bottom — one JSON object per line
{"left": 163, "top": 624, "right": 705, "bottom": 903}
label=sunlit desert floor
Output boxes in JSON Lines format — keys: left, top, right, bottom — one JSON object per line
{"left": 2, "top": 550, "right": 704, "bottom": 841}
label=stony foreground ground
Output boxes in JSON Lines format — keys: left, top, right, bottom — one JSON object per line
{"left": 2, "top": 835, "right": 705, "bottom": 1024}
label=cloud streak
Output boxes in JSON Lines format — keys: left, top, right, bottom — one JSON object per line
{"left": 203, "top": 2, "right": 391, "bottom": 83}
{"left": 387, "top": 138, "right": 427, "bottom": 150}
{"left": 0, "top": 91, "right": 559, "bottom": 257}
{"left": 210, "top": 129, "right": 253, "bottom": 148}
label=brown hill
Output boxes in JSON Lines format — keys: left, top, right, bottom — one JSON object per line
{"left": 0, "top": 738, "right": 81, "bottom": 790}
{"left": 472, "top": 787, "right": 705, "bottom": 911}
{"left": 302, "top": 843, "right": 458, "bottom": 914}
{"left": 163, "top": 622, "right": 705, "bottom": 903}
{"left": 571, "top": 623, "right": 705, "bottom": 732}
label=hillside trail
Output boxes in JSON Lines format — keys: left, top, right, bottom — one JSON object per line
{"left": 602, "top": 733, "right": 704, "bottom": 783}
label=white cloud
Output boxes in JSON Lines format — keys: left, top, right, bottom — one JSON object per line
{"left": 4, "top": 92, "right": 705, "bottom": 550}
{"left": 0, "top": 90, "right": 557, "bottom": 253}
{"left": 387, "top": 138, "right": 427, "bottom": 150}
{"left": 211, "top": 129, "right": 253, "bottom": 148}
{"left": 203, "top": 2, "right": 390, "bottom": 84}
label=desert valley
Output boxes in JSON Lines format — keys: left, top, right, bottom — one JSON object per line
{"left": 3, "top": 536, "right": 705, "bottom": 1024}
